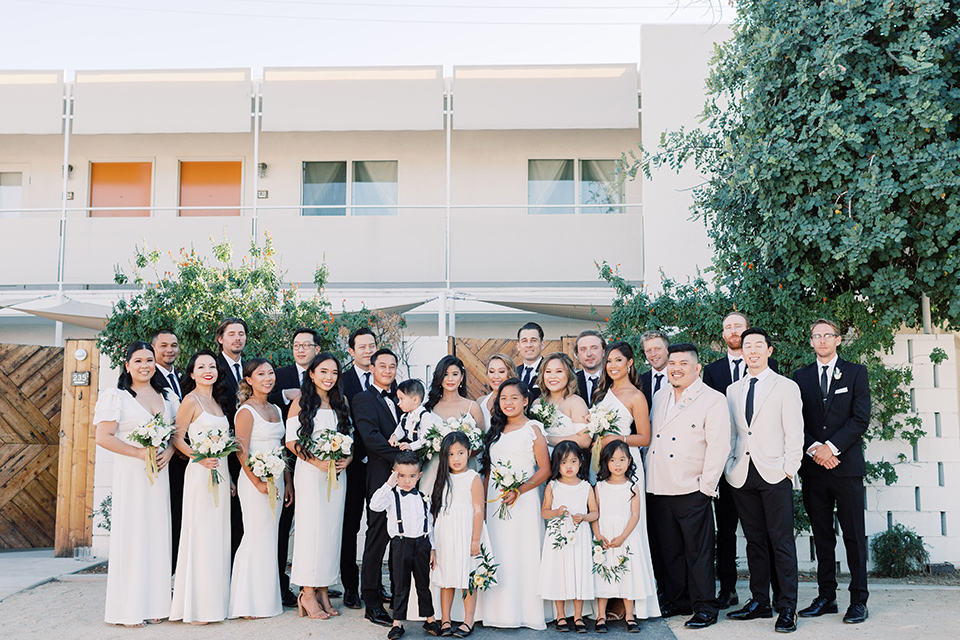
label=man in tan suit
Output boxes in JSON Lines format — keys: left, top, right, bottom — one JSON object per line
{"left": 725, "top": 328, "right": 803, "bottom": 633}
{"left": 647, "top": 343, "right": 731, "bottom": 629}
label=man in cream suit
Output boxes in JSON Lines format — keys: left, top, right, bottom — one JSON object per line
{"left": 725, "top": 328, "right": 803, "bottom": 633}
{"left": 647, "top": 344, "right": 731, "bottom": 629}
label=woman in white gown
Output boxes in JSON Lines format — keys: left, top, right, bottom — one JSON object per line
{"left": 481, "top": 378, "right": 551, "bottom": 630}
{"left": 476, "top": 353, "right": 516, "bottom": 433}
{"left": 592, "top": 341, "right": 660, "bottom": 620}
{"left": 228, "top": 358, "right": 289, "bottom": 619}
{"left": 170, "top": 350, "right": 234, "bottom": 624}
{"left": 94, "top": 341, "right": 178, "bottom": 627}
{"left": 531, "top": 353, "right": 592, "bottom": 453}
{"left": 285, "top": 352, "right": 352, "bottom": 619}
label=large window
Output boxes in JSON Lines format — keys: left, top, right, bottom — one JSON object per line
{"left": 89, "top": 162, "right": 152, "bottom": 217}
{"left": 527, "top": 158, "right": 623, "bottom": 215}
{"left": 0, "top": 172, "right": 23, "bottom": 218}
{"left": 302, "top": 160, "right": 398, "bottom": 216}
{"left": 179, "top": 161, "right": 242, "bottom": 217}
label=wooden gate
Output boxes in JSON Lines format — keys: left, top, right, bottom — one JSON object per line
{"left": 0, "top": 344, "right": 64, "bottom": 549}
{"left": 449, "top": 337, "right": 577, "bottom": 399}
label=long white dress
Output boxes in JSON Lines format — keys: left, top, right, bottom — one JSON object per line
{"left": 535, "top": 401, "right": 586, "bottom": 456}
{"left": 170, "top": 410, "right": 232, "bottom": 623}
{"left": 482, "top": 420, "right": 548, "bottom": 630}
{"left": 478, "top": 393, "right": 495, "bottom": 434}
{"left": 418, "top": 411, "right": 443, "bottom": 496}
{"left": 539, "top": 480, "right": 595, "bottom": 602}
{"left": 228, "top": 404, "right": 285, "bottom": 619}
{"left": 594, "top": 480, "right": 661, "bottom": 618}
{"left": 432, "top": 468, "right": 491, "bottom": 589}
{"left": 94, "top": 387, "right": 176, "bottom": 626}
{"left": 285, "top": 409, "right": 346, "bottom": 588}
{"left": 595, "top": 391, "right": 644, "bottom": 470}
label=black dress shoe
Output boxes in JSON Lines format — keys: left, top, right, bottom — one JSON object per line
{"left": 774, "top": 608, "right": 797, "bottom": 633}
{"left": 716, "top": 590, "right": 739, "bottom": 610}
{"left": 423, "top": 620, "right": 441, "bottom": 636}
{"left": 365, "top": 607, "right": 393, "bottom": 626}
{"left": 343, "top": 588, "right": 363, "bottom": 609}
{"left": 388, "top": 626, "right": 405, "bottom": 639}
{"left": 659, "top": 603, "right": 694, "bottom": 618}
{"left": 843, "top": 603, "right": 868, "bottom": 624}
{"left": 727, "top": 599, "right": 774, "bottom": 620}
{"left": 281, "top": 588, "right": 299, "bottom": 608}
{"left": 328, "top": 588, "right": 343, "bottom": 598}
{"left": 684, "top": 612, "right": 718, "bottom": 629}
{"left": 798, "top": 596, "right": 838, "bottom": 617}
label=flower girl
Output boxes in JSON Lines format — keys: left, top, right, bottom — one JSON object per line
{"left": 539, "top": 441, "right": 598, "bottom": 633}
{"left": 430, "top": 431, "right": 491, "bottom": 638}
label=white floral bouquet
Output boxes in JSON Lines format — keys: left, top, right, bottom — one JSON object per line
{"left": 190, "top": 428, "right": 240, "bottom": 507}
{"left": 127, "top": 413, "right": 176, "bottom": 485}
{"left": 245, "top": 446, "right": 286, "bottom": 519}
{"left": 488, "top": 460, "right": 528, "bottom": 520}
{"left": 546, "top": 512, "right": 578, "bottom": 550}
{"left": 464, "top": 544, "right": 498, "bottom": 598}
{"left": 586, "top": 406, "right": 622, "bottom": 473}
{"left": 420, "top": 413, "right": 483, "bottom": 462}
{"left": 592, "top": 539, "right": 630, "bottom": 583}
{"left": 304, "top": 430, "right": 353, "bottom": 499}
{"left": 530, "top": 400, "right": 560, "bottom": 432}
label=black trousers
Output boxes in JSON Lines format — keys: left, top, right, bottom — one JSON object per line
{"left": 730, "top": 462, "right": 798, "bottom": 611}
{"left": 646, "top": 495, "right": 667, "bottom": 595}
{"left": 802, "top": 474, "right": 868, "bottom": 605}
{"left": 361, "top": 504, "right": 390, "bottom": 609}
{"left": 228, "top": 453, "right": 244, "bottom": 561}
{"left": 168, "top": 453, "right": 187, "bottom": 573}
{"left": 650, "top": 491, "right": 718, "bottom": 616}
{"left": 715, "top": 475, "right": 781, "bottom": 599}
{"left": 390, "top": 536, "right": 434, "bottom": 622}
{"left": 341, "top": 459, "right": 367, "bottom": 593}
{"left": 277, "top": 497, "right": 295, "bottom": 593}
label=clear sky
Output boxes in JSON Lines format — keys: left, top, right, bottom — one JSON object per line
{"left": 3, "top": 0, "right": 734, "bottom": 75}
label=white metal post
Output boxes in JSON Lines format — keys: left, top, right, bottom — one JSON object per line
{"left": 442, "top": 76, "right": 452, "bottom": 338}
{"left": 251, "top": 79, "right": 262, "bottom": 241}
{"left": 55, "top": 81, "right": 74, "bottom": 347}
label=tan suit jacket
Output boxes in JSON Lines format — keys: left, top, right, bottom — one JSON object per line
{"left": 646, "top": 378, "right": 731, "bottom": 497}
{"left": 724, "top": 370, "right": 804, "bottom": 488}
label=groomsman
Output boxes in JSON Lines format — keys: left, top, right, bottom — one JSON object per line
{"left": 353, "top": 348, "right": 402, "bottom": 627}
{"left": 647, "top": 344, "right": 731, "bottom": 629}
{"left": 702, "top": 311, "right": 780, "bottom": 609}
{"left": 725, "top": 328, "right": 802, "bottom": 633}
{"left": 151, "top": 329, "right": 185, "bottom": 573}
{"left": 341, "top": 327, "right": 382, "bottom": 610}
{"left": 267, "top": 328, "right": 320, "bottom": 608}
{"left": 794, "top": 319, "right": 870, "bottom": 624}
{"left": 516, "top": 322, "right": 544, "bottom": 400}
{"left": 574, "top": 329, "right": 606, "bottom": 407}
{"left": 215, "top": 317, "right": 247, "bottom": 559}
{"left": 639, "top": 331, "right": 670, "bottom": 410}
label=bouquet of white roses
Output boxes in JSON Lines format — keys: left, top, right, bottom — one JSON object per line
{"left": 127, "top": 413, "right": 176, "bottom": 485}
{"left": 546, "top": 511, "right": 578, "bottom": 550}
{"left": 420, "top": 413, "right": 484, "bottom": 462}
{"left": 245, "top": 446, "right": 286, "bottom": 519}
{"left": 488, "top": 460, "right": 528, "bottom": 520}
{"left": 191, "top": 428, "right": 240, "bottom": 507}
{"left": 586, "top": 406, "right": 622, "bottom": 473}
{"left": 592, "top": 539, "right": 630, "bottom": 583}
{"left": 530, "top": 400, "right": 560, "bottom": 432}
{"left": 464, "top": 544, "right": 498, "bottom": 598}
{"left": 304, "top": 430, "right": 353, "bottom": 499}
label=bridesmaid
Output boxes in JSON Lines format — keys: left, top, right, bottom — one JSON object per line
{"left": 480, "top": 378, "right": 551, "bottom": 630}
{"left": 228, "top": 359, "right": 289, "bottom": 619}
{"left": 285, "top": 353, "right": 353, "bottom": 619}
{"left": 94, "top": 341, "right": 178, "bottom": 627}
{"left": 533, "top": 353, "right": 592, "bottom": 450}
{"left": 423, "top": 355, "right": 485, "bottom": 487}
{"left": 477, "top": 353, "right": 516, "bottom": 430}
{"left": 170, "top": 350, "right": 234, "bottom": 624}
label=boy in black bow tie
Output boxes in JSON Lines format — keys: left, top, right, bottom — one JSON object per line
{"left": 388, "top": 379, "right": 428, "bottom": 453}
{"left": 370, "top": 451, "right": 440, "bottom": 638}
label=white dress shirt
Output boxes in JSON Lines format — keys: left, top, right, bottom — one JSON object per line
{"left": 807, "top": 354, "right": 841, "bottom": 457}
{"left": 222, "top": 354, "right": 243, "bottom": 382}
{"left": 155, "top": 364, "right": 180, "bottom": 398}
{"left": 727, "top": 352, "right": 745, "bottom": 382}
{"left": 370, "top": 481, "right": 435, "bottom": 546}
{"left": 390, "top": 407, "right": 429, "bottom": 452}
{"left": 742, "top": 366, "right": 774, "bottom": 413}
{"left": 355, "top": 366, "right": 372, "bottom": 391}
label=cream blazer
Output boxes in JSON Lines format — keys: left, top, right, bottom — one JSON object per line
{"left": 646, "top": 378, "right": 731, "bottom": 497}
{"left": 724, "top": 371, "right": 804, "bottom": 489}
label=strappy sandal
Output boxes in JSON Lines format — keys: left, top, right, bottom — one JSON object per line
{"left": 556, "top": 617, "right": 571, "bottom": 632}
{"left": 625, "top": 617, "right": 640, "bottom": 633}
{"left": 453, "top": 623, "right": 474, "bottom": 638}
{"left": 439, "top": 621, "right": 454, "bottom": 637}
{"left": 595, "top": 618, "right": 608, "bottom": 633}
{"left": 574, "top": 618, "right": 587, "bottom": 633}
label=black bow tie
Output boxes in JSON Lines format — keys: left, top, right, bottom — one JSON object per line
{"left": 399, "top": 487, "right": 419, "bottom": 497}
{"left": 380, "top": 389, "right": 395, "bottom": 400}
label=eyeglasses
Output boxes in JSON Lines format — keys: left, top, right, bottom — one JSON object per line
{"left": 292, "top": 343, "right": 317, "bottom": 351}
{"left": 811, "top": 333, "right": 839, "bottom": 340}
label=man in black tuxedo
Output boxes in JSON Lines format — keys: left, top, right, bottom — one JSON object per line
{"left": 267, "top": 327, "right": 320, "bottom": 608}
{"left": 639, "top": 330, "right": 670, "bottom": 411}
{"left": 215, "top": 317, "right": 247, "bottom": 560}
{"left": 151, "top": 329, "right": 185, "bottom": 574}
{"left": 794, "top": 319, "right": 870, "bottom": 624}
{"left": 340, "top": 327, "right": 379, "bottom": 610}
{"left": 516, "top": 322, "right": 544, "bottom": 401}
{"left": 574, "top": 330, "right": 606, "bottom": 407}
{"left": 353, "top": 348, "right": 402, "bottom": 627}
{"left": 702, "top": 311, "right": 781, "bottom": 609}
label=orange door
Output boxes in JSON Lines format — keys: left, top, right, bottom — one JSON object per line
{"left": 179, "top": 161, "right": 241, "bottom": 217}
{"left": 89, "top": 162, "right": 151, "bottom": 217}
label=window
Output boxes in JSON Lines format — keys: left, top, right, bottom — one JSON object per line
{"left": 179, "top": 161, "right": 241, "bottom": 217}
{"left": 89, "top": 162, "right": 151, "bottom": 217}
{"left": 527, "top": 158, "right": 623, "bottom": 214}
{"left": 302, "top": 160, "right": 398, "bottom": 216}
{"left": 0, "top": 172, "right": 23, "bottom": 219}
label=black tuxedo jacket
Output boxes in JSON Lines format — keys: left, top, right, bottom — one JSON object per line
{"left": 639, "top": 369, "right": 668, "bottom": 411}
{"left": 794, "top": 357, "right": 870, "bottom": 478}
{"left": 576, "top": 369, "right": 601, "bottom": 407}
{"left": 268, "top": 364, "right": 302, "bottom": 422}
{"left": 351, "top": 386, "right": 400, "bottom": 496}
{"left": 518, "top": 361, "right": 542, "bottom": 402}
{"left": 342, "top": 366, "right": 365, "bottom": 404}
{"left": 702, "top": 356, "right": 780, "bottom": 394}
{"left": 216, "top": 354, "right": 242, "bottom": 426}
{"left": 152, "top": 369, "right": 182, "bottom": 401}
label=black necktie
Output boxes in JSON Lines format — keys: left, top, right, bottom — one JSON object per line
{"left": 233, "top": 363, "right": 241, "bottom": 382}
{"left": 363, "top": 371, "right": 371, "bottom": 390}
{"left": 745, "top": 378, "right": 758, "bottom": 426}
{"left": 167, "top": 373, "right": 180, "bottom": 400}
{"left": 653, "top": 373, "right": 663, "bottom": 395}
{"left": 821, "top": 365, "right": 829, "bottom": 401}
{"left": 299, "top": 370, "right": 304, "bottom": 386}
{"left": 521, "top": 366, "right": 531, "bottom": 386}
{"left": 588, "top": 375, "right": 598, "bottom": 399}
{"left": 732, "top": 358, "right": 742, "bottom": 382}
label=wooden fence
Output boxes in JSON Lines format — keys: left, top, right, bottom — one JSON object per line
{"left": 448, "top": 336, "right": 577, "bottom": 399}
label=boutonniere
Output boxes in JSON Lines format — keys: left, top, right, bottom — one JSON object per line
{"left": 677, "top": 394, "right": 694, "bottom": 410}
{"left": 408, "top": 409, "right": 424, "bottom": 429}
{"left": 422, "top": 494, "right": 430, "bottom": 505}
{"left": 833, "top": 368, "right": 842, "bottom": 381}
